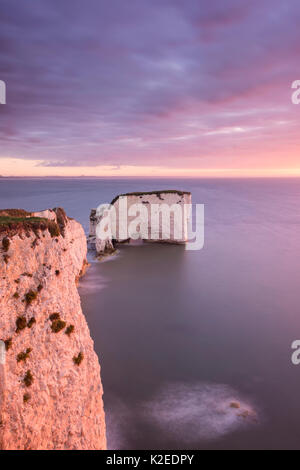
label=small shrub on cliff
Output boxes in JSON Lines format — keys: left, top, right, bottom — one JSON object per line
{"left": 14, "top": 278, "right": 20, "bottom": 284}
{"left": 23, "top": 393, "right": 31, "bottom": 403}
{"left": 4, "top": 337, "right": 12, "bottom": 351}
{"left": 37, "top": 284, "right": 43, "bottom": 292}
{"left": 23, "top": 370, "right": 34, "bottom": 387}
{"left": 73, "top": 352, "right": 84, "bottom": 366}
{"left": 16, "top": 316, "right": 27, "bottom": 333}
{"left": 24, "top": 290, "right": 38, "bottom": 306}
{"left": 65, "top": 325, "right": 74, "bottom": 336}
{"left": 55, "top": 269, "right": 60, "bottom": 276}
{"left": 27, "top": 317, "right": 36, "bottom": 328}
{"left": 48, "top": 222, "right": 60, "bottom": 238}
{"left": 17, "top": 348, "right": 32, "bottom": 363}
{"left": 2, "top": 237, "right": 10, "bottom": 252}
{"left": 51, "top": 319, "right": 66, "bottom": 333}
{"left": 13, "top": 292, "right": 19, "bottom": 299}
{"left": 53, "top": 207, "right": 68, "bottom": 237}
{"left": 49, "top": 313, "right": 60, "bottom": 321}
{"left": 31, "top": 238, "right": 39, "bottom": 249}
{"left": 3, "top": 254, "right": 9, "bottom": 264}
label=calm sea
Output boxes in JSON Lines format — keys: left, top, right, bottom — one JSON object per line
{"left": 1, "top": 177, "right": 300, "bottom": 449}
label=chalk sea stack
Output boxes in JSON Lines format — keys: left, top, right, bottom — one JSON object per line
{"left": 89, "top": 190, "right": 192, "bottom": 255}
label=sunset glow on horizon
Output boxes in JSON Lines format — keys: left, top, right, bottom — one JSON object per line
{"left": 1, "top": 158, "right": 300, "bottom": 179}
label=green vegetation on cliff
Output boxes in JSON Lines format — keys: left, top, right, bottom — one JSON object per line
{"left": 0, "top": 209, "right": 60, "bottom": 237}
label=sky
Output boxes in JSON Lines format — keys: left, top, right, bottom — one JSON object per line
{"left": 0, "top": 0, "right": 300, "bottom": 177}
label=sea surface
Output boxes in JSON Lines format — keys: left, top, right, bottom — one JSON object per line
{"left": 1, "top": 177, "right": 300, "bottom": 449}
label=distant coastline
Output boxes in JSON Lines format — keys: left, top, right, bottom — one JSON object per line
{"left": 1, "top": 175, "right": 300, "bottom": 180}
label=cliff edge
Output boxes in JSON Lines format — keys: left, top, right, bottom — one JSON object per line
{"left": 0, "top": 208, "right": 106, "bottom": 450}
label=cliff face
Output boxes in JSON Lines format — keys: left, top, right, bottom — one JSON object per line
{"left": 0, "top": 209, "right": 106, "bottom": 450}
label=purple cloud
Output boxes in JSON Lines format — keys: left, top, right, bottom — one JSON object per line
{"left": 0, "top": 0, "right": 299, "bottom": 170}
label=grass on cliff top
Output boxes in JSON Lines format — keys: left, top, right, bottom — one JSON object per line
{"left": 0, "top": 208, "right": 67, "bottom": 238}
{"left": 110, "top": 189, "right": 191, "bottom": 205}
{"left": 0, "top": 213, "right": 60, "bottom": 238}
{"left": 0, "top": 215, "right": 46, "bottom": 225}
{"left": 0, "top": 209, "right": 32, "bottom": 218}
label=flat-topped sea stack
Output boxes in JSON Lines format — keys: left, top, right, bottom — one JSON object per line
{"left": 89, "top": 190, "right": 192, "bottom": 255}
{"left": 0, "top": 208, "right": 106, "bottom": 450}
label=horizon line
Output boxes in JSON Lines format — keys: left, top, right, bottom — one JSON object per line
{"left": 1, "top": 174, "right": 300, "bottom": 180}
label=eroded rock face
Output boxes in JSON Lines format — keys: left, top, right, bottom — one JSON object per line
{"left": 0, "top": 209, "right": 106, "bottom": 450}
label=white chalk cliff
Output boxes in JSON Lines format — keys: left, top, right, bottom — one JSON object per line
{"left": 0, "top": 208, "right": 106, "bottom": 450}
{"left": 89, "top": 190, "right": 192, "bottom": 254}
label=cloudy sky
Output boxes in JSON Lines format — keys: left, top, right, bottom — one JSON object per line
{"left": 0, "top": 0, "right": 300, "bottom": 177}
